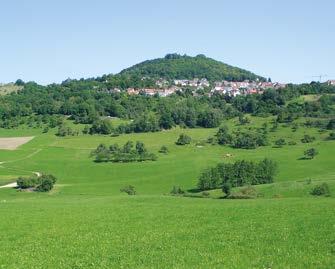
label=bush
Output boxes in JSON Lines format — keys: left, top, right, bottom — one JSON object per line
{"left": 304, "top": 148, "right": 318, "bottom": 159}
{"left": 310, "top": 183, "right": 330, "bottom": 196}
{"left": 326, "top": 119, "right": 335, "bottom": 130}
{"left": 274, "top": 138, "right": 286, "bottom": 147}
{"left": 328, "top": 132, "right": 335, "bottom": 140}
{"left": 301, "top": 134, "right": 315, "bottom": 143}
{"left": 176, "top": 134, "right": 191, "bottom": 145}
{"left": 288, "top": 141, "right": 297, "bottom": 145}
{"left": 222, "top": 182, "right": 231, "bottom": 196}
{"left": 159, "top": 145, "right": 169, "bottom": 154}
{"left": 202, "top": 191, "right": 210, "bottom": 197}
{"left": 91, "top": 141, "right": 157, "bottom": 162}
{"left": 17, "top": 174, "right": 57, "bottom": 192}
{"left": 17, "top": 177, "right": 39, "bottom": 189}
{"left": 120, "top": 185, "right": 136, "bottom": 195}
{"left": 170, "top": 186, "right": 185, "bottom": 195}
{"left": 228, "top": 186, "right": 257, "bottom": 199}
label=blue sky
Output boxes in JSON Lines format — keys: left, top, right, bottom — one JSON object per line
{"left": 0, "top": 0, "right": 334, "bottom": 84}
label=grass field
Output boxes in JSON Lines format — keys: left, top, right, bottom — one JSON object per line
{"left": 0, "top": 116, "right": 334, "bottom": 268}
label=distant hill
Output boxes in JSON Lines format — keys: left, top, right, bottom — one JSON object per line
{"left": 119, "top": 53, "right": 265, "bottom": 82}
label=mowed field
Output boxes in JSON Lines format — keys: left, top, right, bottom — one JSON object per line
{"left": 0, "top": 117, "right": 334, "bottom": 268}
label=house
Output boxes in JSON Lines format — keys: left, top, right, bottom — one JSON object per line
{"left": 127, "top": 88, "right": 139, "bottom": 95}
{"left": 327, "top": 80, "right": 335, "bottom": 86}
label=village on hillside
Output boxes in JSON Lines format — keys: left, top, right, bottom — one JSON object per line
{"left": 110, "top": 78, "right": 288, "bottom": 97}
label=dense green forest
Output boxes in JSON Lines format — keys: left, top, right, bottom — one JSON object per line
{"left": 120, "top": 54, "right": 266, "bottom": 81}
{"left": 0, "top": 77, "right": 334, "bottom": 133}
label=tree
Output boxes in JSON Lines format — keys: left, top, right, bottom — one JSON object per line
{"left": 176, "top": 134, "right": 192, "bottom": 145}
{"left": 36, "top": 178, "right": 54, "bottom": 192}
{"left": 15, "top": 79, "right": 25, "bottom": 86}
{"left": 304, "top": 148, "right": 318, "bottom": 159}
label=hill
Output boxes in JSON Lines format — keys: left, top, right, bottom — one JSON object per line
{"left": 119, "top": 53, "right": 266, "bottom": 82}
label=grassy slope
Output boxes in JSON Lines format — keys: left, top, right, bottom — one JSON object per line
{"left": 0, "top": 116, "right": 334, "bottom": 268}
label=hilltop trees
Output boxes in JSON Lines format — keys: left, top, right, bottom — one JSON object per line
{"left": 120, "top": 54, "right": 266, "bottom": 81}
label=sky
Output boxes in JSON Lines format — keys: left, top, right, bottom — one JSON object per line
{"left": 0, "top": 0, "right": 334, "bottom": 85}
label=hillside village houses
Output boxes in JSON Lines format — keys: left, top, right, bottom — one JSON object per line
{"left": 113, "top": 78, "right": 286, "bottom": 97}
{"left": 328, "top": 80, "right": 335, "bottom": 86}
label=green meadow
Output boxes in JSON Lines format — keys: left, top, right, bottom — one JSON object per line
{"left": 0, "top": 116, "right": 334, "bottom": 268}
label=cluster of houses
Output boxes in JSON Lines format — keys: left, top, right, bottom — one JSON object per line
{"left": 211, "top": 81, "right": 286, "bottom": 97}
{"left": 111, "top": 78, "right": 287, "bottom": 97}
{"left": 327, "top": 80, "right": 335, "bottom": 86}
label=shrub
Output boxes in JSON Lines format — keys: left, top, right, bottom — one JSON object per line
{"left": 17, "top": 174, "right": 57, "bottom": 192}
{"left": 310, "top": 183, "right": 330, "bottom": 196}
{"left": 327, "top": 119, "right": 335, "bottom": 130}
{"left": 288, "top": 141, "right": 297, "bottom": 145}
{"left": 91, "top": 141, "right": 157, "bottom": 162}
{"left": 274, "top": 138, "right": 286, "bottom": 147}
{"left": 328, "top": 132, "right": 335, "bottom": 140}
{"left": 170, "top": 186, "right": 185, "bottom": 195}
{"left": 301, "top": 134, "right": 315, "bottom": 143}
{"left": 202, "top": 191, "right": 210, "bottom": 197}
{"left": 228, "top": 186, "right": 257, "bottom": 199}
{"left": 304, "top": 148, "right": 318, "bottom": 159}
{"left": 17, "top": 177, "right": 39, "bottom": 189}
{"left": 120, "top": 185, "right": 136, "bottom": 195}
{"left": 159, "top": 145, "right": 169, "bottom": 154}
{"left": 222, "top": 182, "right": 231, "bottom": 196}
{"left": 176, "top": 134, "right": 191, "bottom": 145}
{"left": 216, "top": 126, "right": 232, "bottom": 145}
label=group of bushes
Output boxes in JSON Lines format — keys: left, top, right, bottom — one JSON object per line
{"left": 90, "top": 141, "right": 157, "bottom": 162}
{"left": 214, "top": 126, "right": 268, "bottom": 149}
{"left": 16, "top": 174, "right": 57, "bottom": 192}
{"left": 197, "top": 158, "right": 277, "bottom": 191}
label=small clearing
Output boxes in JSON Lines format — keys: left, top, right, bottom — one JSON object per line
{"left": 0, "top": 136, "right": 34, "bottom": 150}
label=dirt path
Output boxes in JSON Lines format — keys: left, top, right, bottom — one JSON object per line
{"left": 0, "top": 171, "right": 42, "bottom": 189}
{"left": 0, "top": 182, "right": 17, "bottom": 189}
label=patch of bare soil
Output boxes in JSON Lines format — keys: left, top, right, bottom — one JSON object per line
{"left": 0, "top": 137, "right": 34, "bottom": 150}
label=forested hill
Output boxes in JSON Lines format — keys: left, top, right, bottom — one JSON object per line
{"left": 119, "top": 54, "right": 266, "bottom": 82}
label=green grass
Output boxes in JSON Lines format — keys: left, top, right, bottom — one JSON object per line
{"left": 0, "top": 116, "right": 334, "bottom": 268}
